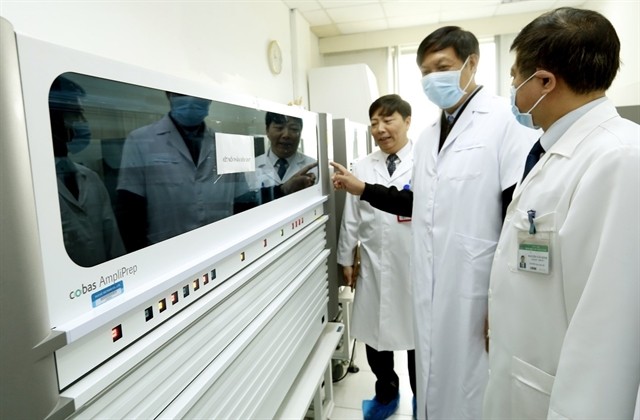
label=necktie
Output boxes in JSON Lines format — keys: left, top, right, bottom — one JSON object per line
{"left": 386, "top": 153, "right": 398, "bottom": 176}
{"left": 64, "top": 173, "right": 79, "bottom": 199}
{"left": 439, "top": 113, "right": 455, "bottom": 151}
{"left": 276, "top": 158, "right": 288, "bottom": 179}
{"left": 521, "top": 140, "right": 545, "bottom": 181}
{"left": 185, "top": 135, "right": 202, "bottom": 164}
{"left": 447, "top": 114, "right": 455, "bottom": 126}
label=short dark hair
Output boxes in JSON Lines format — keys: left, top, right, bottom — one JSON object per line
{"left": 49, "top": 75, "right": 86, "bottom": 113}
{"left": 265, "top": 112, "right": 303, "bottom": 129}
{"left": 369, "top": 94, "right": 411, "bottom": 120}
{"left": 416, "top": 26, "right": 479, "bottom": 66}
{"left": 49, "top": 75, "right": 86, "bottom": 156}
{"left": 511, "top": 7, "right": 620, "bottom": 94}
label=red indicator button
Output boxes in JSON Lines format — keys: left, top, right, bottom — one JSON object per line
{"left": 112, "top": 325, "right": 123, "bottom": 342}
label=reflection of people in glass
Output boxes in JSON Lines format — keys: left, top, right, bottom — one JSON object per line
{"left": 253, "top": 112, "right": 317, "bottom": 200}
{"left": 49, "top": 75, "right": 125, "bottom": 266}
{"left": 116, "top": 92, "right": 254, "bottom": 252}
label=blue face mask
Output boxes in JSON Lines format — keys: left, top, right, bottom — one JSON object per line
{"left": 510, "top": 71, "right": 547, "bottom": 129}
{"left": 67, "top": 121, "right": 91, "bottom": 154}
{"left": 421, "top": 56, "right": 473, "bottom": 109}
{"left": 169, "top": 96, "right": 211, "bottom": 127}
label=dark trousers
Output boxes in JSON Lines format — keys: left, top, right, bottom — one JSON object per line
{"left": 365, "top": 344, "right": 417, "bottom": 404}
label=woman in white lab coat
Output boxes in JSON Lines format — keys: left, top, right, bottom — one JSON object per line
{"left": 337, "top": 94, "right": 415, "bottom": 418}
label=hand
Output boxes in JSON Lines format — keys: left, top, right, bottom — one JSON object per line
{"left": 342, "top": 265, "right": 357, "bottom": 291}
{"left": 281, "top": 162, "right": 318, "bottom": 195}
{"left": 330, "top": 161, "right": 365, "bottom": 196}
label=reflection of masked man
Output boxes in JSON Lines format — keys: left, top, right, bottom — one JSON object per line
{"left": 252, "top": 112, "right": 317, "bottom": 201}
{"left": 49, "top": 75, "right": 125, "bottom": 266}
{"left": 116, "top": 93, "right": 253, "bottom": 252}
{"left": 167, "top": 93, "right": 211, "bottom": 163}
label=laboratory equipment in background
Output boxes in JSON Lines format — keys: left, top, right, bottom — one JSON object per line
{"left": 308, "top": 64, "right": 380, "bottom": 126}
{"left": 0, "top": 16, "right": 341, "bottom": 420}
{"left": 324, "top": 118, "right": 372, "bottom": 372}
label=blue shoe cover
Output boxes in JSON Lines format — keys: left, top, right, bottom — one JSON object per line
{"left": 362, "top": 394, "right": 400, "bottom": 420}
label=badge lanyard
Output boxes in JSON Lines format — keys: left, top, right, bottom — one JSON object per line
{"left": 517, "top": 209, "right": 551, "bottom": 274}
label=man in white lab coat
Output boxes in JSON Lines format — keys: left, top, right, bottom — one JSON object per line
{"left": 331, "top": 26, "right": 537, "bottom": 419}
{"left": 337, "top": 94, "right": 415, "bottom": 420}
{"left": 117, "top": 93, "right": 254, "bottom": 251}
{"left": 483, "top": 7, "right": 640, "bottom": 418}
{"left": 250, "top": 112, "right": 317, "bottom": 202}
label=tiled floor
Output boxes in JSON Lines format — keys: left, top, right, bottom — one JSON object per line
{"left": 329, "top": 340, "right": 414, "bottom": 420}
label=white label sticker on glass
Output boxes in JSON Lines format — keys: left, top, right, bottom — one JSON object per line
{"left": 215, "top": 133, "right": 255, "bottom": 174}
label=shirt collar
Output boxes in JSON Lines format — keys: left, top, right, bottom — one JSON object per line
{"left": 445, "top": 85, "right": 483, "bottom": 120}
{"left": 384, "top": 139, "right": 412, "bottom": 163}
{"left": 267, "top": 148, "right": 295, "bottom": 166}
{"left": 540, "top": 96, "right": 607, "bottom": 152}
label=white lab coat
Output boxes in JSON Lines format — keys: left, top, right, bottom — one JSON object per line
{"left": 250, "top": 149, "right": 317, "bottom": 189}
{"left": 483, "top": 99, "right": 640, "bottom": 419}
{"left": 411, "top": 88, "right": 538, "bottom": 419}
{"left": 58, "top": 161, "right": 125, "bottom": 266}
{"left": 117, "top": 115, "right": 250, "bottom": 244}
{"left": 337, "top": 144, "right": 415, "bottom": 351}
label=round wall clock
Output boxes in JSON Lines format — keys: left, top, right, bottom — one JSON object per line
{"left": 268, "top": 40, "right": 283, "bottom": 75}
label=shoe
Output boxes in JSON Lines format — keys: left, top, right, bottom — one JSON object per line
{"left": 362, "top": 393, "right": 400, "bottom": 420}
{"left": 412, "top": 396, "right": 417, "bottom": 419}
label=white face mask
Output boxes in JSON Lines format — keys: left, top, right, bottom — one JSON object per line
{"left": 510, "top": 71, "right": 547, "bottom": 129}
{"left": 421, "top": 56, "right": 473, "bottom": 109}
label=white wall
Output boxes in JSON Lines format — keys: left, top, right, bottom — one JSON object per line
{"left": 317, "top": 3, "right": 639, "bottom": 107}
{"left": 497, "top": 33, "right": 518, "bottom": 98}
{"left": 291, "top": 8, "right": 322, "bottom": 109}
{"left": 0, "top": 1, "right": 320, "bottom": 107}
{"left": 1, "top": 1, "right": 635, "bottom": 110}
{"left": 587, "top": 0, "right": 640, "bottom": 106}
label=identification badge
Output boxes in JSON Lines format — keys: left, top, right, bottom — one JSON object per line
{"left": 517, "top": 231, "right": 550, "bottom": 274}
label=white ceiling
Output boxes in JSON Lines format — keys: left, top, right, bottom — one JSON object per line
{"left": 282, "top": 0, "right": 587, "bottom": 38}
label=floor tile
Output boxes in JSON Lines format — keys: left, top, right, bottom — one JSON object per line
{"left": 329, "top": 405, "right": 362, "bottom": 419}
{"left": 330, "top": 339, "right": 415, "bottom": 420}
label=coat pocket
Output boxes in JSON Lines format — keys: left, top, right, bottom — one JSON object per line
{"left": 510, "top": 356, "right": 554, "bottom": 419}
{"left": 446, "top": 144, "right": 485, "bottom": 181}
{"left": 455, "top": 233, "right": 497, "bottom": 298}
{"left": 147, "top": 155, "right": 184, "bottom": 186}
